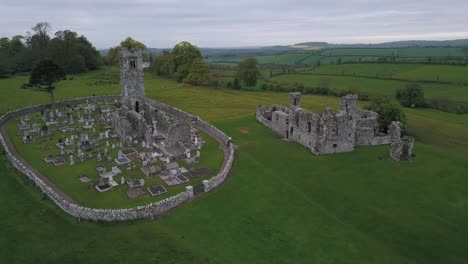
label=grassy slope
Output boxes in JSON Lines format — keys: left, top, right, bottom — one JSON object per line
{"left": 1, "top": 69, "right": 468, "bottom": 263}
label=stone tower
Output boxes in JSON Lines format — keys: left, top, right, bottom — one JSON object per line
{"left": 120, "top": 47, "right": 145, "bottom": 113}
{"left": 289, "top": 92, "right": 301, "bottom": 109}
{"left": 340, "top": 94, "right": 358, "bottom": 115}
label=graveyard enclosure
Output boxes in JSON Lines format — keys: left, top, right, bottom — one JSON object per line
{"left": 0, "top": 95, "right": 235, "bottom": 221}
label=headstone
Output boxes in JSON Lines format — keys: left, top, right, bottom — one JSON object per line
{"left": 69, "top": 154, "right": 75, "bottom": 166}
{"left": 98, "top": 176, "right": 104, "bottom": 186}
{"left": 112, "top": 144, "right": 116, "bottom": 150}
{"left": 97, "top": 152, "right": 102, "bottom": 162}
{"left": 121, "top": 176, "right": 125, "bottom": 185}
{"left": 152, "top": 120, "right": 158, "bottom": 136}
{"left": 60, "top": 146, "right": 65, "bottom": 155}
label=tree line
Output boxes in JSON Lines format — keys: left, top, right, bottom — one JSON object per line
{"left": 0, "top": 22, "right": 101, "bottom": 77}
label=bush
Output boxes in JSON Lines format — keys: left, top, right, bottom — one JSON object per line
{"left": 396, "top": 83, "right": 426, "bottom": 108}
{"left": 365, "top": 96, "right": 407, "bottom": 133}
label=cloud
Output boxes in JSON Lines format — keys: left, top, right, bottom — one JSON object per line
{"left": 0, "top": 0, "right": 467, "bottom": 48}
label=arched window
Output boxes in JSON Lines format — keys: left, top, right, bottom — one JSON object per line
{"left": 135, "top": 101, "right": 140, "bottom": 113}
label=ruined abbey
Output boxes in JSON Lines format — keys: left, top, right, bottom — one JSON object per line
{"left": 256, "top": 93, "right": 414, "bottom": 159}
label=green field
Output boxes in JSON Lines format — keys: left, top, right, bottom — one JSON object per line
{"left": 273, "top": 73, "right": 468, "bottom": 102}
{"left": 299, "top": 64, "right": 468, "bottom": 84}
{"left": 1, "top": 69, "right": 468, "bottom": 263}
{"left": 320, "top": 47, "right": 466, "bottom": 58}
{"left": 206, "top": 47, "right": 467, "bottom": 67}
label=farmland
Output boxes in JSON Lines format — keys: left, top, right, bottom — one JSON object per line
{"left": 1, "top": 68, "right": 468, "bottom": 263}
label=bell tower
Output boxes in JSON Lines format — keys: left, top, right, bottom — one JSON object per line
{"left": 120, "top": 47, "right": 145, "bottom": 112}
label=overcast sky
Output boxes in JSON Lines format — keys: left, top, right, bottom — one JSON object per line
{"left": 1, "top": 0, "right": 467, "bottom": 49}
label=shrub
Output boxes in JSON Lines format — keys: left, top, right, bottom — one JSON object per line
{"left": 365, "top": 96, "right": 407, "bottom": 133}
{"left": 395, "top": 83, "right": 426, "bottom": 108}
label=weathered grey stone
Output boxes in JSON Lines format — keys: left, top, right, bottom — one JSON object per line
{"left": 257, "top": 93, "right": 393, "bottom": 155}
{"left": 389, "top": 121, "right": 415, "bottom": 161}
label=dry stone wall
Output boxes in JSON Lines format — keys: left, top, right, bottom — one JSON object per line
{"left": 0, "top": 96, "right": 235, "bottom": 222}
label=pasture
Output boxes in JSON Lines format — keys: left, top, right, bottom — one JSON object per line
{"left": 1, "top": 69, "right": 468, "bottom": 263}
{"left": 272, "top": 74, "right": 468, "bottom": 103}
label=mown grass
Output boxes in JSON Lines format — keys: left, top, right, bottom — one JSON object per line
{"left": 1, "top": 68, "right": 468, "bottom": 263}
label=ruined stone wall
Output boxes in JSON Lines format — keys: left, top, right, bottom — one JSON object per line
{"left": 288, "top": 108, "right": 321, "bottom": 152}
{"left": 316, "top": 110, "right": 355, "bottom": 154}
{"left": 0, "top": 96, "right": 235, "bottom": 222}
{"left": 271, "top": 111, "right": 289, "bottom": 138}
{"left": 165, "top": 121, "right": 191, "bottom": 148}
{"left": 256, "top": 105, "right": 272, "bottom": 128}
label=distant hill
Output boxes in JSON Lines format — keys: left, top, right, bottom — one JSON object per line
{"left": 98, "top": 38, "right": 468, "bottom": 58}
{"left": 294, "top": 39, "right": 468, "bottom": 49}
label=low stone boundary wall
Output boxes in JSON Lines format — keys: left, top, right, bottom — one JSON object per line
{"left": 0, "top": 95, "right": 235, "bottom": 222}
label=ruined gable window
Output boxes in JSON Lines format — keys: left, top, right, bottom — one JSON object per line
{"left": 308, "top": 122, "right": 312, "bottom": 133}
{"left": 295, "top": 116, "right": 299, "bottom": 127}
{"left": 130, "top": 60, "right": 136, "bottom": 68}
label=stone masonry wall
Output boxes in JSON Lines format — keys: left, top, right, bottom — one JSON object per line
{"left": 0, "top": 96, "right": 235, "bottom": 222}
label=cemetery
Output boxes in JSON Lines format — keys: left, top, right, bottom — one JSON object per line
{"left": 0, "top": 48, "right": 234, "bottom": 214}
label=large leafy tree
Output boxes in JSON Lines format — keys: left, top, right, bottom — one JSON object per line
{"left": 237, "top": 57, "right": 260, "bottom": 87}
{"left": 48, "top": 30, "right": 101, "bottom": 73}
{"left": 150, "top": 41, "right": 205, "bottom": 83}
{"left": 171, "top": 41, "right": 203, "bottom": 82}
{"left": 183, "top": 58, "right": 211, "bottom": 86}
{"left": 151, "top": 50, "right": 172, "bottom": 76}
{"left": 366, "top": 96, "right": 407, "bottom": 133}
{"left": 396, "top": 83, "right": 426, "bottom": 108}
{"left": 25, "top": 59, "right": 66, "bottom": 110}
{"left": 120, "top": 37, "right": 146, "bottom": 51}
{"left": 103, "top": 37, "right": 148, "bottom": 66}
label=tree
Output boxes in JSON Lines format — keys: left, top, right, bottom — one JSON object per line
{"left": 103, "top": 37, "right": 147, "bottom": 66}
{"left": 149, "top": 42, "right": 204, "bottom": 83}
{"left": 237, "top": 57, "right": 259, "bottom": 87}
{"left": 365, "top": 96, "right": 407, "bottom": 133}
{"left": 396, "top": 83, "right": 426, "bottom": 107}
{"left": 120, "top": 37, "right": 146, "bottom": 51}
{"left": 151, "top": 51, "right": 172, "bottom": 75}
{"left": 171, "top": 41, "right": 203, "bottom": 82}
{"left": 25, "top": 59, "right": 66, "bottom": 110}
{"left": 183, "top": 58, "right": 211, "bottom": 86}
{"left": 48, "top": 30, "right": 100, "bottom": 73}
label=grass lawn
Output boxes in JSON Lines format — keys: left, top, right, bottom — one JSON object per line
{"left": 1, "top": 68, "right": 468, "bottom": 263}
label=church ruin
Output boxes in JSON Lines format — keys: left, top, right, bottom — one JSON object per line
{"left": 115, "top": 47, "right": 194, "bottom": 158}
{"left": 256, "top": 92, "right": 413, "bottom": 158}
